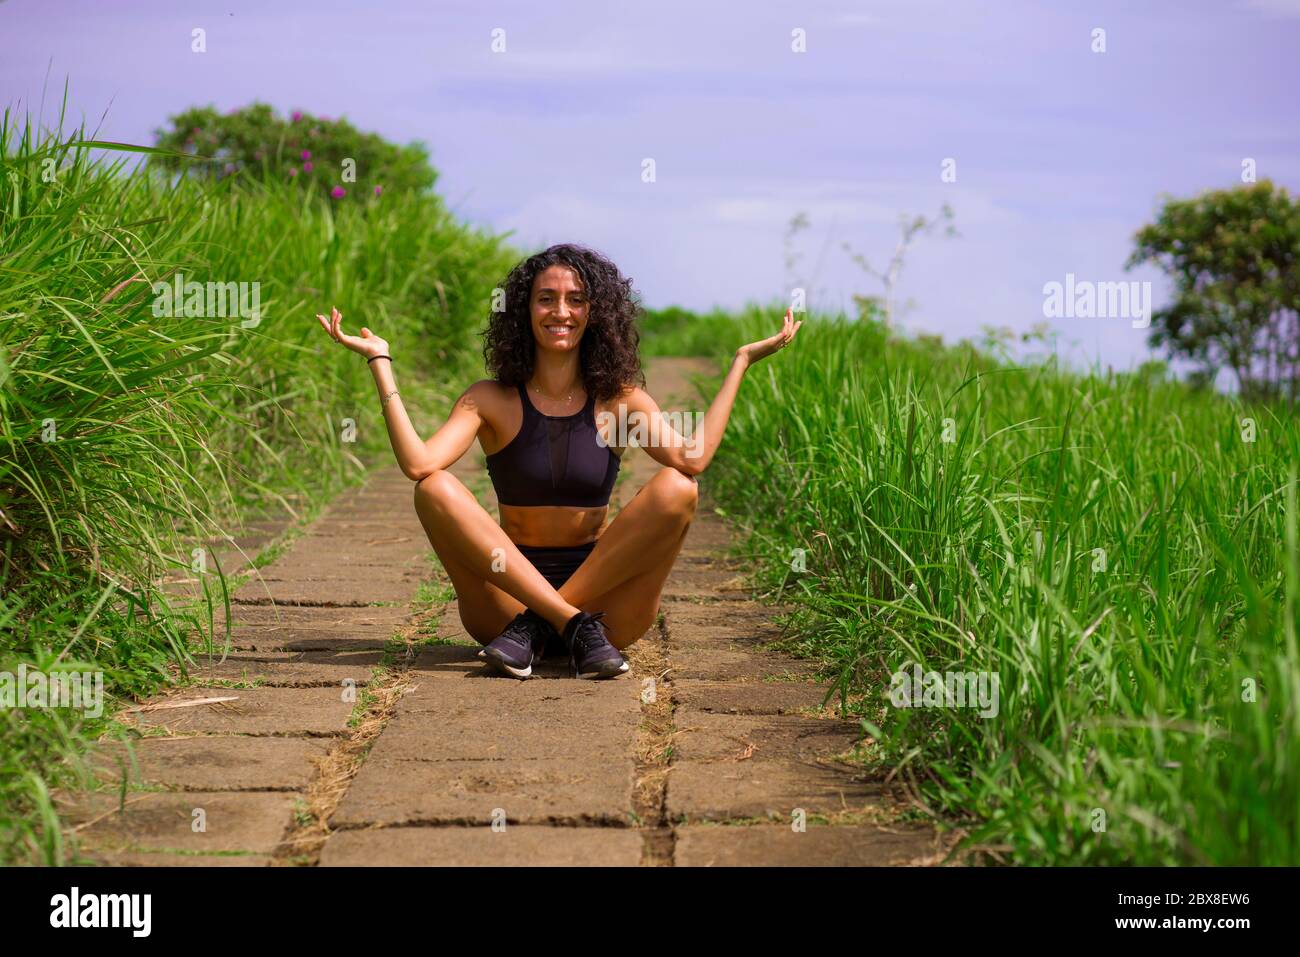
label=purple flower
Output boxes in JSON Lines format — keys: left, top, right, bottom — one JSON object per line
{"left": 288, "top": 167, "right": 299, "bottom": 177}
{"left": 373, "top": 185, "right": 383, "bottom": 196}
{"left": 300, "top": 149, "right": 311, "bottom": 161}
{"left": 303, "top": 161, "right": 314, "bottom": 173}
{"left": 330, "top": 185, "right": 347, "bottom": 199}
{"left": 224, "top": 162, "right": 237, "bottom": 175}
{"left": 291, "top": 110, "right": 302, "bottom": 123}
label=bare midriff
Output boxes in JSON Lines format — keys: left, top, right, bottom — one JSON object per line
{"left": 498, "top": 503, "right": 609, "bottom": 548}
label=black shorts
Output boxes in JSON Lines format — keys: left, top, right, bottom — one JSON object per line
{"left": 517, "top": 541, "right": 597, "bottom": 590}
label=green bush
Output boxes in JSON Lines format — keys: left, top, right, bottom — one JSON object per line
{"left": 150, "top": 102, "right": 436, "bottom": 202}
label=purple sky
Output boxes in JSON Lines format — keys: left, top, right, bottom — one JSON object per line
{"left": 4, "top": 0, "right": 1298, "bottom": 371}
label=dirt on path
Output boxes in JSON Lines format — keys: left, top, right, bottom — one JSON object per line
{"left": 60, "top": 357, "right": 947, "bottom": 867}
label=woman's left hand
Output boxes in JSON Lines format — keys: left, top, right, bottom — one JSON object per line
{"left": 735, "top": 308, "right": 803, "bottom": 368}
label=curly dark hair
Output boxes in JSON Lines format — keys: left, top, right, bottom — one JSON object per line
{"left": 482, "top": 243, "right": 645, "bottom": 401}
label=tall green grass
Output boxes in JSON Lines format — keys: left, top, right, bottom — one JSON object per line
{"left": 0, "top": 106, "right": 517, "bottom": 863}
{"left": 689, "top": 306, "right": 1300, "bottom": 865}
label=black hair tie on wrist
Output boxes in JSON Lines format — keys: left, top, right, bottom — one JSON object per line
{"left": 367, "top": 355, "right": 393, "bottom": 365}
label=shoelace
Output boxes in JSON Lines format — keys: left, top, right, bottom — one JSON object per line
{"left": 567, "top": 611, "right": 609, "bottom": 676}
{"left": 499, "top": 613, "right": 540, "bottom": 652}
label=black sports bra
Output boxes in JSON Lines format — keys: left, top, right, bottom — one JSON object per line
{"left": 484, "top": 382, "right": 620, "bottom": 508}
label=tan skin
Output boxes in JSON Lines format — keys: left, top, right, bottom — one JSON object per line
{"left": 316, "top": 265, "right": 801, "bottom": 650}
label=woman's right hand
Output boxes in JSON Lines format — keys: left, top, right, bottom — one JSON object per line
{"left": 317, "top": 305, "right": 390, "bottom": 359}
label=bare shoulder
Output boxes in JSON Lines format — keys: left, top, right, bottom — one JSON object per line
{"left": 460, "top": 379, "right": 515, "bottom": 413}
{"left": 461, "top": 379, "right": 519, "bottom": 450}
{"left": 608, "top": 383, "right": 654, "bottom": 411}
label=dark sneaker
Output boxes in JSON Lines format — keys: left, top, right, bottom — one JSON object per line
{"left": 480, "top": 609, "right": 554, "bottom": 679}
{"left": 560, "top": 611, "right": 630, "bottom": 680}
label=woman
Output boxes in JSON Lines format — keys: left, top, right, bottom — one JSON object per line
{"left": 317, "top": 243, "right": 800, "bottom": 680}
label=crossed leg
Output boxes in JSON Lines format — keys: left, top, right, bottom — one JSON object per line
{"left": 412, "top": 465, "right": 698, "bottom": 650}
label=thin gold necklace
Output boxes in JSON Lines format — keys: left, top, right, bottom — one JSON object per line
{"left": 530, "top": 381, "right": 580, "bottom": 405}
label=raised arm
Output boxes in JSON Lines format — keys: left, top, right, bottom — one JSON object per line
{"left": 317, "top": 306, "right": 482, "bottom": 481}
{"left": 616, "top": 308, "right": 802, "bottom": 476}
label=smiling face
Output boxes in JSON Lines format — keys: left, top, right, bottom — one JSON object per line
{"left": 529, "top": 264, "right": 589, "bottom": 354}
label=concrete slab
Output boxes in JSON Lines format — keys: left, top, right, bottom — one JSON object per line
{"left": 675, "top": 823, "right": 936, "bottom": 866}
{"left": 125, "top": 687, "right": 357, "bottom": 735}
{"left": 250, "top": 552, "right": 428, "bottom": 575}
{"left": 369, "top": 692, "right": 638, "bottom": 761}
{"left": 233, "top": 575, "right": 420, "bottom": 606}
{"left": 331, "top": 756, "right": 637, "bottom": 827}
{"left": 660, "top": 601, "right": 784, "bottom": 646}
{"left": 396, "top": 662, "right": 640, "bottom": 715}
{"left": 90, "top": 736, "right": 331, "bottom": 790}
{"left": 188, "top": 649, "right": 385, "bottom": 686}
{"left": 661, "top": 599, "right": 793, "bottom": 623}
{"left": 202, "top": 630, "right": 398, "bottom": 653}
{"left": 192, "top": 604, "right": 411, "bottom": 652}
{"left": 670, "top": 647, "right": 820, "bottom": 682}
{"left": 409, "top": 643, "right": 483, "bottom": 677}
{"left": 661, "top": 569, "right": 750, "bottom": 600}
{"left": 59, "top": 791, "right": 296, "bottom": 854}
{"left": 307, "top": 519, "right": 424, "bottom": 538}
{"left": 287, "top": 536, "right": 429, "bottom": 565}
{"left": 666, "top": 711, "right": 880, "bottom": 821}
{"left": 80, "top": 850, "right": 274, "bottom": 866}
{"left": 320, "top": 825, "right": 643, "bottom": 866}
{"left": 667, "top": 760, "right": 882, "bottom": 822}
{"left": 205, "top": 604, "right": 413, "bottom": 631}
{"left": 671, "top": 711, "right": 867, "bottom": 762}
{"left": 681, "top": 519, "right": 732, "bottom": 551}
{"left": 673, "top": 679, "right": 834, "bottom": 715}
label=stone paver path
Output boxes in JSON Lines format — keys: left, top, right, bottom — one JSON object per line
{"left": 59, "top": 358, "right": 946, "bottom": 866}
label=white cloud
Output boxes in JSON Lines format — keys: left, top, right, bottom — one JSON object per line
{"left": 1240, "top": 0, "right": 1300, "bottom": 17}
{"left": 833, "top": 13, "right": 883, "bottom": 26}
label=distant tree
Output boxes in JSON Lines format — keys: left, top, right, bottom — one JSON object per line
{"left": 150, "top": 103, "right": 436, "bottom": 201}
{"left": 1127, "top": 180, "right": 1300, "bottom": 402}
{"left": 1134, "top": 359, "right": 1170, "bottom": 384}
{"left": 972, "top": 321, "right": 1059, "bottom": 363}
{"left": 851, "top": 294, "right": 887, "bottom": 324}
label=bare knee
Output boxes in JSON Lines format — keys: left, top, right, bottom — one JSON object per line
{"left": 651, "top": 467, "right": 698, "bottom": 518}
{"left": 606, "top": 612, "right": 659, "bottom": 651}
{"left": 413, "top": 469, "right": 462, "bottom": 515}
